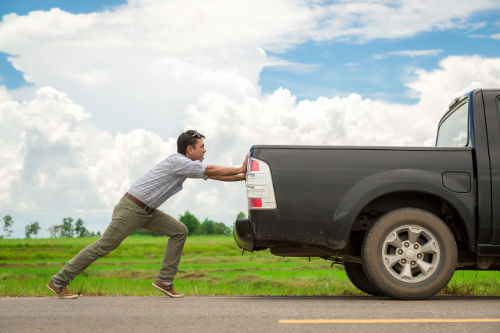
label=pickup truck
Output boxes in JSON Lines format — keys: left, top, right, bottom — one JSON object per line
{"left": 234, "top": 88, "right": 500, "bottom": 299}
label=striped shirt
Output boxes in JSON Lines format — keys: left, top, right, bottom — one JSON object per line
{"left": 128, "top": 153, "right": 208, "bottom": 208}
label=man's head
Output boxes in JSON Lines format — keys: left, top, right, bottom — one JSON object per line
{"left": 177, "top": 130, "right": 206, "bottom": 161}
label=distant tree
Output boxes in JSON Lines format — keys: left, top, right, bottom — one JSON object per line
{"left": 60, "top": 217, "right": 74, "bottom": 238}
{"left": 2, "top": 215, "right": 14, "bottom": 238}
{"left": 236, "top": 211, "right": 246, "bottom": 220}
{"left": 179, "top": 211, "right": 200, "bottom": 235}
{"left": 214, "top": 222, "right": 231, "bottom": 235}
{"left": 24, "top": 222, "right": 41, "bottom": 239}
{"left": 74, "top": 218, "right": 85, "bottom": 236}
{"left": 74, "top": 218, "right": 93, "bottom": 237}
{"left": 200, "top": 218, "right": 231, "bottom": 235}
{"left": 31, "top": 222, "right": 41, "bottom": 237}
{"left": 200, "top": 218, "right": 215, "bottom": 235}
{"left": 48, "top": 225, "right": 63, "bottom": 238}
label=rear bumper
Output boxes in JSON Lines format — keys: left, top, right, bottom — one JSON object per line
{"left": 233, "top": 219, "right": 255, "bottom": 252}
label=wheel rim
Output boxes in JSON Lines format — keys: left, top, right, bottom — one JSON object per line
{"left": 381, "top": 224, "right": 440, "bottom": 283}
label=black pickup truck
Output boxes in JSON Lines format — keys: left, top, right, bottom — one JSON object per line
{"left": 234, "top": 88, "right": 500, "bottom": 299}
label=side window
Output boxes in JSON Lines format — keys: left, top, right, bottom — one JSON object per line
{"left": 436, "top": 100, "right": 469, "bottom": 147}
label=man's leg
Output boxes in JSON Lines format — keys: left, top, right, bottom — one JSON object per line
{"left": 51, "top": 197, "right": 150, "bottom": 286}
{"left": 143, "top": 210, "right": 188, "bottom": 283}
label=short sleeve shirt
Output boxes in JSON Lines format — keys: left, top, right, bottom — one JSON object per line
{"left": 128, "top": 153, "right": 208, "bottom": 208}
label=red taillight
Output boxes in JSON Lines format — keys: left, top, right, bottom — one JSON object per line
{"left": 250, "top": 198, "right": 262, "bottom": 208}
{"left": 246, "top": 157, "right": 276, "bottom": 210}
{"left": 250, "top": 159, "right": 260, "bottom": 172}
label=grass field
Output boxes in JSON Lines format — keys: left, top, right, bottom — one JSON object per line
{"left": 1, "top": 235, "right": 499, "bottom": 297}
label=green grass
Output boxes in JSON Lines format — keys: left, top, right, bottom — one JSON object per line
{"left": 0, "top": 236, "right": 499, "bottom": 296}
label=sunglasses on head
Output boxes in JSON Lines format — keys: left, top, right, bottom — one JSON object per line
{"left": 185, "top": 130, "right": 203, "bottom": 138}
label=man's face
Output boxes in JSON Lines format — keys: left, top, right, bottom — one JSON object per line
{"left": 186, "top": 138, "right": 206, "bottom": 162}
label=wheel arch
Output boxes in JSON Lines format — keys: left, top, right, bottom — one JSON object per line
{"left": 331, "top": 169, "right": 474, "bottom": 254}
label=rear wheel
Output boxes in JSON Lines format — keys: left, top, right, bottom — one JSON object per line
{"left": 362, "top": 208, "right": 457, "bottom": 300}
{"left": 344, "top": 261, "right": 384, "bottom": 296}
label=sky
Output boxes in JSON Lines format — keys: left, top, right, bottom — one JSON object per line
{"left": 0, "top": 0, "right": 500, "bottom": 238}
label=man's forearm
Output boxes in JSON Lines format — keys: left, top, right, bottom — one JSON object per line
{"left": 205, "top": 165, "right": 245, "bottom": 177}
{"left": 208, "top": 173, "right": 246, "bottom": 181}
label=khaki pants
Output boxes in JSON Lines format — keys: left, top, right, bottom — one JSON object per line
{"left": 52, "top": 196, "right": 188, "bottom": 286}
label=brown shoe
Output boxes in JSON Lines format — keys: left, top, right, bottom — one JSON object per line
{"left": 47, "top": 280, "right": 79, "bottom": 299}
{"left": 152, "top": 280, "right": 184, "bottom": 298}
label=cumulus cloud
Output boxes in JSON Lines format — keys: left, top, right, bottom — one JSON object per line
{"left": 0, "top": 86, "right": 175, "bottom": 212}
{"left": 186, "top": 55, "right": 500, "bottom": 159}
{"left": 406, "top": 55, "right": 500, "bottom": 113}
{"left": 0, "top": 85, "right": 246, "bottom": 235}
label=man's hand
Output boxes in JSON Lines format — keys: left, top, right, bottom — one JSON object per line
{"left": 241, "top": 154, "right": 249, "bottom": 174}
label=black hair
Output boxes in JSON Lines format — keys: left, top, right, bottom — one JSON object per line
{"left": 177, "top": 130, "right": 205, "bottom": 155}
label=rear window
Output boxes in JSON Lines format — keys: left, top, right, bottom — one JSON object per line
{"left": 436, "top": 100, "right": 469, "bottom": 147}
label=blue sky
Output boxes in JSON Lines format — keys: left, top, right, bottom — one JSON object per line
{"left": 0, "top": 0, "right": 124, "bottom": 15}
{"left": 262, "top": 28, "right": 500, "bottom": 103}
{"left": 1, "top": 1, "right": 500, "bottom": 237}
{"left": 260, "top": 10, "right": 500, "bottom": 103}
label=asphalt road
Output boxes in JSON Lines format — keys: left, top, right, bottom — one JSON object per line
{"left": 1, "top": 296, "right": 499, "bottom": 332}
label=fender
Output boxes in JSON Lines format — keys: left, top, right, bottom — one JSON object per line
{"left": 331, "top": 169, "right": 475, "bottom": 250}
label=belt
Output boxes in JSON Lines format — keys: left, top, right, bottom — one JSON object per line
{"left": 123, "top": 192, "right": 155, "bottom": 214}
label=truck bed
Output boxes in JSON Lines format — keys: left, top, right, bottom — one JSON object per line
{"left": 246, "top": 145, "right": 474, "bottom": 251}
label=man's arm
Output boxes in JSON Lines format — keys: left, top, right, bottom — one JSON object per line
{"left": 208, "top": 173, "right": 246, "bottom": 181}
{"left": 205, "top": 154, "right": 248, "bottom": 181}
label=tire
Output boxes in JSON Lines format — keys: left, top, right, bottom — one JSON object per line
{"left": 344, "top": 261, "right": 385, "bottom": 296}
{"left": 362, "top": 208, "right": 457, "bottom": 300}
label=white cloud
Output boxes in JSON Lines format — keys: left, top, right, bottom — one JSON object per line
{"left": 187, "top": 55, "right": 500, "bottom": 160}
{"left": 0, "top": 85, "right": 246, "bottom": 237}
{"left": 491, "top": 33, "right": 500, "bottom": 40}
{"left": 375, "top": 49, "right": 443, "bottom": 60}
{"left": 0, "top": 86, "right": 175, "bottom": 213}
{"left": 312, "top": 0, "right": 499, "bottom": 42}
{"left": 265, "top": 58, "right": 322, "bottom": 73}
{"left": 406, "top": 55, "right": 500, "bottom": 111}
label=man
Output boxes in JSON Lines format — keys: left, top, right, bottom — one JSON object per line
{"left": 47, "top": 130, "right": 247, "bottom": 299}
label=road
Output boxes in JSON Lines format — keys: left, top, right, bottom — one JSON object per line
{"left": 1, "top": 296, "right": 499, "bottom": 332}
